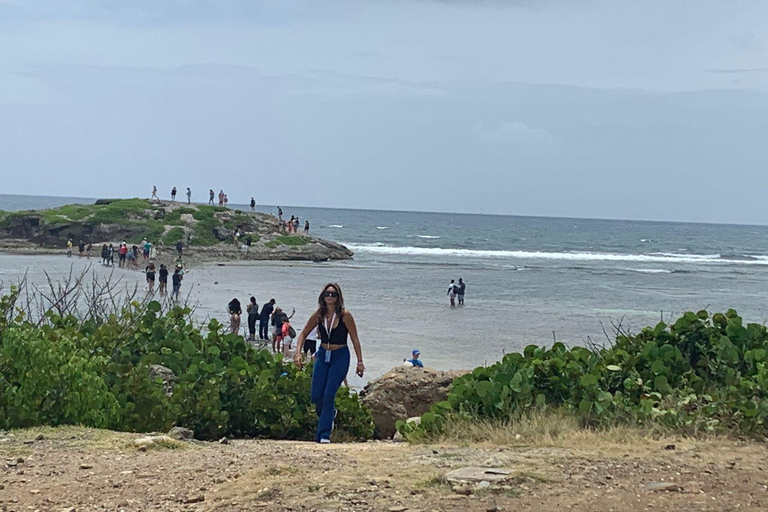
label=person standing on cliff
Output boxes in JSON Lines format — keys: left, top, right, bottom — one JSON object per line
{"left": 171, "top": 187, "right": 177, "bottom": 201}
{"left": 186, "top": 187, "right": 191, "bottom": 204}
{"left": 209, "top": 189, "right": 215, "bottom": 205}
{"left": 151, "top": 186, "right": 159, "bottom": 201}
{"left": 218, "top": 190, "right": 224, "bottom": 206}
{"left": 250, "top": 197, "right": 256, "bottom": 212}
{"left": 277, "top": 207, "right": 283, "bottom": 222}
{"left": 304, "top": 220, "right": 310, "bottom": 234}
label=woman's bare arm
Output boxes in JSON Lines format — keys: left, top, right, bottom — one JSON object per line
{"left": 344, "top": 310, "right": 365, "bottom": 377}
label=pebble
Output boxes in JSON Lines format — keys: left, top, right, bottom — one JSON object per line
{"left": 79, "top": 464, "right": 93, "bottom": 470}
{"left": 646, "top": 482, "right": 682, "bottom": 492}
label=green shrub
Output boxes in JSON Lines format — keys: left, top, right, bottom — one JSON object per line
{"left": 0, "top": 289, "right": 373, "bottom": 441}
{"left": 266, "top": 236, "right": 309, "bottom": 249}
{"left": 163, "top": 227, "right": 185, "bottom": 246}
{"left": 399, "top": 309, "right": 768, "bottom": 440}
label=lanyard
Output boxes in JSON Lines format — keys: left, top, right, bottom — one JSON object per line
{"left": 324, "top": 313, "right": 336, "bottom": 342}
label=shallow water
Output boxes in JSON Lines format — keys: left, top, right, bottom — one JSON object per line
{"left": 3, "top": 194, "right": 768, "bottom": 384}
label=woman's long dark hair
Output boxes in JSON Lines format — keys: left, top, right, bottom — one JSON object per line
{"left": 317, "top": 282, "right": 344, "bottom": 319}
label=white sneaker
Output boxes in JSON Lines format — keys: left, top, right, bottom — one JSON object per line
{"left": 319, "top": 438, "right": 331, "bottom": 444}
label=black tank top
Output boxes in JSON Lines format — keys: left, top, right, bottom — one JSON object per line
{"left": 318, "top": 315, "right": 349, "bottom": 345}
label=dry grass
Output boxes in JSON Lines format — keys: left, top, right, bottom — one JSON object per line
{"left": 418, "top": 409, "right": 733, "bottom": 458}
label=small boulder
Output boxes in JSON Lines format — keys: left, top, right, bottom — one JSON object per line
{"left": 148, "top": 364, "right": 176, "bottom": 396}
{"left": 168, "top": 427, "right": 195, "bottom": 441}
{"left": 360, "top": 366, "right": 468, "bottom": 439}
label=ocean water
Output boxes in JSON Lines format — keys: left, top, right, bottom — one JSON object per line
{"left": 3, "top": 193, "right": 768, "bottom": 384}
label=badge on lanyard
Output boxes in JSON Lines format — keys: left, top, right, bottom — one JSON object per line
{"left": 324, "top": 313, "right": 335, "bottom": 363}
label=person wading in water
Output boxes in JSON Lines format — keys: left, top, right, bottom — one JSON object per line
{"left": 294, "top": 283, "right": 365, "bottom": 444}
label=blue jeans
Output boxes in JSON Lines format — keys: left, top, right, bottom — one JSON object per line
{"left": 311, "top": 345, "right": 350, "bottom": 442}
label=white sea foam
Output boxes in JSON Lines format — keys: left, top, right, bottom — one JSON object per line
{"left": 343, "top": 244, "right": 768, "bottom": 265}
{"left": 376, "top": 226, "right": 389, "bottom": 230}
{"left": 328, "top": 225, "right": 344, "bottom": 228}
{"left": 417, "top": 235, "right": 440, "bottom": 239}
{"left": 624, "top": 268, "right": 673, "bottom": 274}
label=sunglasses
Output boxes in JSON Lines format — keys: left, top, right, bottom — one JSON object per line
{"left": 323, "top": 291, "right": 339, "bottom": 298}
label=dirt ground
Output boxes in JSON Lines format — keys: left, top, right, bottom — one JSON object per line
{"left": 1, "top": 426, "right": 767, "bottom": 512}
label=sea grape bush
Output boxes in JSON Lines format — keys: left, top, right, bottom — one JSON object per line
{"left": 399, "top": 309, "right": 768, "bottom": 439}
{"left": 0, "top": 287, "right": 373, "bottom": 440}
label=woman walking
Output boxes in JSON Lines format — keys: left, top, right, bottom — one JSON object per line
{"left": 294, "top": 283, "right": 365, "bottom": 444}
{"left": 246, "top": 296, "right": 259, "bottom": 341}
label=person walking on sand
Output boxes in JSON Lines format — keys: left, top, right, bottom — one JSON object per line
{"left": 228, "top": 297, "right": 242, "bottom": 336}
{"left": 259, "top": 299, "right": 275, "bottom": 341}
{"left": 145, "top": 261, "right": 156, "bottom": 293}
{"left": 171, "top": 265, "right": 183, "bottom": 302}
{"left": 86, "top": 242, "right": 92, "bottom": 258}
{"left": 294, "top": 283, "right": 365, "bottom": 444}
{"left": 171, "top": 187, "right": 177, "bottom": 201}
{"left": 447, "top": 279, "right": 456, "bottom": 307}
{"left": 246, "top": 296, "right": 259, "bottom": 341}
{"left": 456, "top": 278, "right": 466, "bottom": 305}
{"left": 108, "top": 244, "right": 115, "bottom": 266}
{"left": 78, "top": 239, "right": 85, "bottom": 258}
{"left": 101, "top": 244, "right": 108, "bottom": 264}
{"left": 250, "top": 197, "right": 255, "bottom": 212}
{"left": 158, "top": 263, "right": 168, "bottom": 296}
{"left": 209, "top": 189, "right": 215, "bottom": 205}
{"left": 66, "top": 238, "right": 73, "bottom": 257}
{"left": 151, "top": 185, "right": 159, "bottom": 200}
{"left": 271, "top": 307, "right": 295, "bottom": 353}
{"left": 186, "top": 187, "right": 191, "bottom": 204}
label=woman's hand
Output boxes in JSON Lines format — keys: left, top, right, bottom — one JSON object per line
{"left": 293, "top": 352, "right": 303, "bottom": 369}
{"left": 356, "top": 361, "right": 365, "bottom": 378}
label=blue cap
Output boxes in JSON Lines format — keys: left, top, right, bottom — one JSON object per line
{"left": 412, "top": 349, "right": 420, "bottom": 356}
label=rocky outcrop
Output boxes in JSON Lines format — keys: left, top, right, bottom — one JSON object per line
{"left": 0, "top": 199, "right": 353, "bottom": 261}
{"left": 360, "top": 366, "right": 468, "bottom": 439}
{"left": 148, "top": 364, "right": 176, "bottom": 397}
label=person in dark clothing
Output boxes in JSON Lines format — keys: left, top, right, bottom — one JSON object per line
{"left": 304, "top": 220, "right": 309, "bottom": 233}
{"left": 228, "top": 297, "right": 242, "bottom": 335}
{"left": 250, "top": 197, "right": 256, "bottom": 212}
{"left": 209, "top": 189, "right": 215, "bottom": 205}
{"left": 270, "top": 306, "right": 295, "bottom": 353}
{"left": 259, "top": 299, "right": 275, "bottom": 340}
{"left": 457, "top": 278, "right": 466, "bottom": 305}
{"left": 246, "top": 296, "right": 259, "bottom": 341}
{"left": 171, "top": 186, "right": 177, "bottom": 201}
{"left": 171, "top": 267, "right": 183, "bottom": 301}
{"left": 101, "top": 244, "right": 108, "bottom": 264}
{"left": 145, "top": 261, "right": 156, "bottom": 293}
{"left": 176, "top": 240, "right": 183, "bottom": 255}
{"left": 158, "top": 263, "right": 168, "bottom": 296}
{"left": 78, "top": 240, "right": 85, "bottom": 257}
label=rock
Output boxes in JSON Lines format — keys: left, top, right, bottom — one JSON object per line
{"left": 79, "top": 464, "right": 93, "bottom": 470}
{"left": 134, "top": 435, "right": 174, "bottom": 448}
{"left": 213, "top": 225, "right": 233, "bottom": 241}
{"left": 392, "top": 431, "right": 405, "bottom": 443}
{"left": 35, "top": 433, "right": 45, "bottom": 441}
{"left": 445, "top": 467, "right": 511, "bottom": 484}
{"left": 168, "top": 427, "right": 195, "bottom": 441}
{"left": 183, "top": 495, "right": 205, "bottom": 504}
{"left": 360, "top": 366, "right": 469, "bottom": 439}
{"left": 219, "top": 437, "right": 229, "bottom": 445}
{"left": 646, "top": 482, "right": 682, "bottom": 492}
{"left": 148, "top": 364, "right": 176, "bottom": 396}
{"left": 664, "top": 444, "right": 676, "bottom": 450}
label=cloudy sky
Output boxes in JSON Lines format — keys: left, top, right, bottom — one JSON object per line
{"left": 1, "top": 0, "right": 767, "bottom": 223}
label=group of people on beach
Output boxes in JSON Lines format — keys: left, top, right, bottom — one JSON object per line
{"left": 66, "top": 238, "right": 92, "bottom": 258}
{"left": 277, "top": 207, "right": 310, "bottom": 235}
{"left": 447, "top": 278, "right": 466, "bottom": 307}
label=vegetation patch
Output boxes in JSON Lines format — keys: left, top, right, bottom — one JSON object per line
{"left": 163, "top": 227, "right": 186, "bottom": 246}
{"left": 399, "top": 309, "right": 768, "bottom": 441}
{"left": 266, "top": 236, "right": 309, "bottom": 249}
{"left": 0, "top": 285, "right": 374, "bottom": 442}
